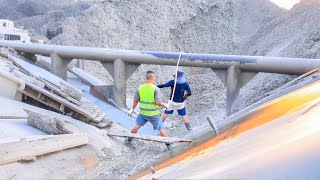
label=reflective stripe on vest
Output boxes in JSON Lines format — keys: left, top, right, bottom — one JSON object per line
{"left": 139, "top": 83, "right": 160, "bottom": 116}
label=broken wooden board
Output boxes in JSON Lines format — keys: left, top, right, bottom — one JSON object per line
{"left": 10, "top": 68, "right": 45, "bottom": 89}
{"left": 107, "top": 132, "right": 193, "bottom": 144}
{"left": 21, "top": 81, "right": 104, "bottom": 123}
{"left": 37, "top": 77, "right": 82, "bottom": 106}
{"left": 9, "top": 55, "right": 83, "bottom": 100}
{"left": 0, "top": 115, "right": 26, "bottom": 119}
{"left": 0, "top": 134, "right": 88, "bottom": 165}
{"left": 21, "top": 83, "right": 112, "bottom": 128}
{"left": 10, "top": 55, "right": 64, "bottom": 88}
{"left": 4, "top": 55, "right": 111, "bottom": 128}
{"left": 89, "top": 119, "right": 113, "bottom": 128}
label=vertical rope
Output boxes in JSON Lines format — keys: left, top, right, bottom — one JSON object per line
{"left": 170, "top": 52, "right": 183, "bottom": 101}
{"left": 129, "top": 52, "right": 183, "bottom": 175}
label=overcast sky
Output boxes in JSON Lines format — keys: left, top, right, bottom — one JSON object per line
{"left": 269, "top": 0, "right": 300, "bottom": 9}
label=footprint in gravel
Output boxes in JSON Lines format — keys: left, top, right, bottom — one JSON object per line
{"left": 81, "top": 153, "right": 98, "bottom": 170}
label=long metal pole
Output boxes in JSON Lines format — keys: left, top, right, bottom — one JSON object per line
{"left": 1, "top": 40, "right": 320, "bottom": 74}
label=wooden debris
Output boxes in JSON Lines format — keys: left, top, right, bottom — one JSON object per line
{"left": 60, "top": 81, "right": 82, "bottom": 101}
{"left": 0, "top": 55, "right": 112, "bottom": 128}
{"left": 22, "top": 81, "right": 95, "bottom": 122}
{"left": 107, "top": 132, "right": 193, "bottom": 144}
{"left": 10, "top": 69, "right": 45, "bottom": 88}
{"left": 89, "top": 119, "right": 113, "bottom": 128}
{"left": 0, "top": 51, "right": 8, "bottom": 59}
{"left": 11, "top": 55, "right": 83, "bottom": 101}
{"left": 0, "top": 115, "right": 26, "bottom": 119}
{"left": 0, "top": 134, "right": 88, "bottom": 165}
{"left": 37, "top": 77, "right": 82, "bottom": 106}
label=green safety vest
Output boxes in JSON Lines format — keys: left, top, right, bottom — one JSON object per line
{"left": 138, "top": 83, "right": 160, "bottom": 116}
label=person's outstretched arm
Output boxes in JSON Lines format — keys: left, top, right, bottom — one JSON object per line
{"left": 155, "top": 86, "right": 168, "bottom": 108}
{"left": 157, "top": 80, "right": 174, "bottom": 88}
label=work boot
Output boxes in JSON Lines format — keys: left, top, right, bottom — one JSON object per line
{"left": 165, "top": 143, "right": 176, "bottom": 150}
{"left": 124, "top": 138, "right": 132, "bottom": 146}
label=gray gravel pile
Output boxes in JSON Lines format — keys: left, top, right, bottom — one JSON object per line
{"left": 0, "top": 0, "right": 93, "bottom": 41}
{"left": 1, "top": 0, "right": 320, "bottom": 178}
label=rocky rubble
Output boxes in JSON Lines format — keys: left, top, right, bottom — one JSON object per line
{"left": 1, "top": 0, "right": 320, "bottom": 179}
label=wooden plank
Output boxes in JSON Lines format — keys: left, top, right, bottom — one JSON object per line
{"left": 10, "top": 55, "right": 83, "bottom": 101}
{"left": 11, "top": 69, "right": 45, "bottom": 89}
{"left": 89, "top": 119, "right": 113, "bottom": 128}
{"left": 107, "top": 132, "right": 193, "bottom": 144}
{"left": 0, "top": 115, "right": 26, "bottom": 119}
{"left": 22, "top": 85, "right": 64, "bottom": 113}
{"left": 10, "top": 55, "right": 63, "bottom": 88}
{"left": 22, "top": 82, "right": 100, "bottom": 122}
{"left": 24, "top": 78, "right": 104, "bottom": 123}
{"left": 22, "top": 86, "right": 90, "bottom": 123}
{"left": 9, "top": 56, "right": 82, "bottom": 105}
{"left": 0, "top": 134, "right": 88, "bottom": 165}
{"left": 37, "top": 77, "right": 82, "bottom": 106}
{"left": 7, "top": 55, "right": 107, "bottom": 125}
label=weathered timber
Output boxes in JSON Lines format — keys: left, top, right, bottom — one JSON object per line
{"left": 107, "top": 132, "right": 193, "bottom": 144}
{"left": 0, "top": 134, "right": 88, "bottom": 165}
{"left": 10, "top": 55, "right": 83, "bottom": 100}
{"left": 22, "top": 82, "right": 101, "bottom": 122}
{"left": 37, "top": 77, "right": 82, "bottom": 106}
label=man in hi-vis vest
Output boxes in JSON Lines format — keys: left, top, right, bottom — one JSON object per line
{"left": 127, "top": 71, "right": 175, "bottom": 150}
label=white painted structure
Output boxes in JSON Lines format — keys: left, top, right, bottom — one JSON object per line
{"left": 0, "top": 19, "right": 30, "bottom": 43}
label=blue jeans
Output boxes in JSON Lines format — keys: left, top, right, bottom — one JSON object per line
{"left": 136, "top": 114, "right": 163, "bottom": 130}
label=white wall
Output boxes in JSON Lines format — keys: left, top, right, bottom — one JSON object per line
{"left": 0, "top": 76, "right": 22, "bottom": 101}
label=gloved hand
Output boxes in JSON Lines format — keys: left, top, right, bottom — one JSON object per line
{"left": 127, "top": 108, "right": 135, "bottom": 117}
{"left": 166, "top": 100, "right": 174, "bottom": 109}
{"left": 163, "top": 103, "right": 169, "bottom": 109}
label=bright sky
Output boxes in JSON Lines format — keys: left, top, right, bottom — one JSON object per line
{"left": 269, "top": 0, "right": 300, "bottom": 9}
